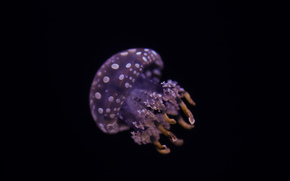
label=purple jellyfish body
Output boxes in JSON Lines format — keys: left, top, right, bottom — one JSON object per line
{"left": 89, "top": 48, "right": 196, "bottom": 154}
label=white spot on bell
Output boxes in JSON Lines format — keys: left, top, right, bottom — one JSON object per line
{"left": 126, "top": 63, "right": 131, "bottom": 68}
{"left": 111, "top": 63, "right": 119, "bottom": 69}
{"left": 135, "top": 63, "right": 140, "bottom": 68}
{"left": 103, "top": 76, "right": 110, "bottom": 83}
{"left": 116, "top": 98, "right": 121, "bottom": 103}
{"left": 128, "top": 49, "right": 137, "bottom": 52}
{"left": 106, "top": 108, "right": 111, "bottom": 113}
{"left": 142, "top": 56, "right": 147, "bottom": 62}
{"left": 108, "top": 96, "right": 114, "bottom": 102}
{"left": 125, "top": 82, "right": 130, "bottom": 88}
{"left": 95, "top": 92, "right": 101, "bottom": 99}
{"left": 120, "top": 52, "right": 128, "bottom": 56}
{"left": 136, "top": 52, "right": 142, "bottom": 55}
{"left": 147, "top": 56, "right": 151, "bottom": 61}
{"left": 110, "top": 114, "right": 116, "bottom": 118}
{"left": 98, "top": 108, "right": 103, "bottom": 114}
{"left": 119, "top": 74, "right": 124, "bottom": 80}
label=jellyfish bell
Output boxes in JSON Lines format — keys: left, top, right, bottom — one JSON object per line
{"left": 89, "top": 48, "right": 196, "bottom": 154}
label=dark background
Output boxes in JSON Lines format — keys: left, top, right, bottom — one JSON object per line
{"left": 3, "top": 1, "right": 284, "bottom": 181}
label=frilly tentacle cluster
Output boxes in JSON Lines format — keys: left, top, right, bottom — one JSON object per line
{"left": 131, "top": 80, "right": 190, "bottom": 145}
{"left": 162, "top": 79, "right": 185, "bottom": 101}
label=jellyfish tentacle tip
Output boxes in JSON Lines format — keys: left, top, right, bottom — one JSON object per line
{"left": 157, "top": 146, "right": 171, "bottom": 154}
{"left": 151, "top": 137, "right": 171, "bottom": 154}
{"left": 178, "top": 116, "right": 195, "bottom": 130}
{"left": 184, "top": 91, "right": 196, "bottom": 106}
{"left": 162, "top": 112, "right": 177, "bottom": 124}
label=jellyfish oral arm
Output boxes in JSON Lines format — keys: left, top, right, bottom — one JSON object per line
{"left": 121, "top": 77, "right": 195, "bottom": 154}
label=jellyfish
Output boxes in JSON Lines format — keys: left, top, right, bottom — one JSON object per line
{"left": 89, "top": 48, "right": 196, "bottom": 154}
